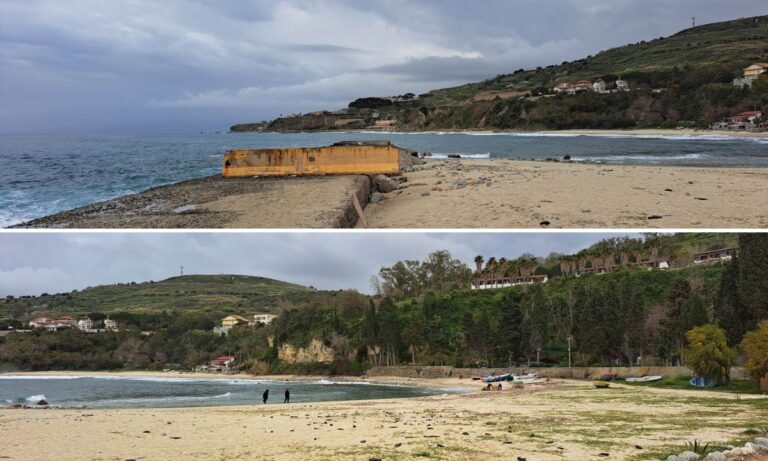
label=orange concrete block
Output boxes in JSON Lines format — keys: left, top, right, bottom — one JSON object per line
{"left": 223, "top": 142, "right": 409, "bottom": 177}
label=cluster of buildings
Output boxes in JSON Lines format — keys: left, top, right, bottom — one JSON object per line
{"left": 470, "top": 247, "right": 736, "bottom": 291}
{"left": 711, "top": 110, "right": 764, "bottom": 131}
{"left": 28, "top": 316, "right": 118, "bottom": 332}
{"left": 733, "top": 63, "right": 768, "bottom": 88}
{"left": 553, "top": 79, "right": 629, "bottom": 95}
{"left": 213, "top": 313, "right": 277, "bottom": 336}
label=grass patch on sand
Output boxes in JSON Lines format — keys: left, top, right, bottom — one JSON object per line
{"left": 624, "top": 375, "right": 763, "bottom": 394}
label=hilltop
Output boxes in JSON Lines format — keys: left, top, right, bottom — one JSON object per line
{"left": 234, "top": 15, "right": 768, "bottom": 132}
{"left": 1, "top": 274, "right": 317, "bottom": 319}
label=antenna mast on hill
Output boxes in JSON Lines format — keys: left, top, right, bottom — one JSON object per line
{"left": 691, "top": 17, "right": 696, "bottom": 28}
{"left": 180, "top": 265, "right": 184, "bottom": 277}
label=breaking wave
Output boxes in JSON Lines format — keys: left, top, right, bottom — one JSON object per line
{"left": 428, "top": 152, "right": 492, "bottom": 159}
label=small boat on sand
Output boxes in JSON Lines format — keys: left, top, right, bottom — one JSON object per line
{"left": 625, "top": 375, "right": 662, "bottom": 383}
{"left": 593, "top": 381, "right": 611, "bottom": 389}
{"left": 689, "top": 376, "right": 715, "bottom": 388}
{"left": 483, "top": 373, "right": 512, "bottom": 383}
{"left": 600, "top": 373, "right": 618, "bottom": 381}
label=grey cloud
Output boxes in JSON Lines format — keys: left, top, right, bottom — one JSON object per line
{"left": 0, "top": 232, "right": 639, "bottom": 297}
{"left": 0, "top": 0, "right": 764, "bottom": 133}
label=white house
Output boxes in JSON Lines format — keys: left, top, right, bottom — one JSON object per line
{"left": 104, "top": 319, "right": 118, "bottom": 331}
{"left": 593, "top": 79, "right": 607, "bottom": 93}
{"left": 77, "top": 317, "right": 93, "bottom": 331}
{"left": 616, "top": 79, "right": 629, "bottom": 91}
{"left": 252, "top": 314, "right": 277, "bottom": 325}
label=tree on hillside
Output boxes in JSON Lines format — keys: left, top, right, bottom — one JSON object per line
{"left": 684, "top": 324, "right": 736, "bottom": 385}
{"left": 402, "top": 307, "right": 425, "bottom": 364}
{"left": 715, "top": 234, "right": 768, "bottom": 344}
{"left": 361, "top": 300, "right": 379, "bottom": 364}
{"left": 377, "top": 297, "right": 401, "bottom": 366}
{"left": 497, "top": 291, "right": 524, "bottom": 366}
{"left": 619, "top": 275, "right": 646, "bottom": 365}
{"left": 522, "top": 285, "right": 549, "bottom": 364}
{"left": 378, "top": 250, "right": 471, "bottom": 299}
{"left": 660, "top": 279, "right": 707, "bottom": 363}
{"left": 714, "top": 251, "right": 742, "bottom": 344}
{"left": 735, "top": 234, "right": 768, "bottom": 333}
{"left": 474, "top": 255, "right": 484, "bottom": 273}
{"left": 739, "top": 320, "right": 768, "bottom": 382}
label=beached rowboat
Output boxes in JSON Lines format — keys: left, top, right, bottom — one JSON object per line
{"left": 593, "top": 381, "right": 611, "bottom": 388}
{"left": 626, "top": 375, "right": 662, "bottom": 383}
{"left": 689, "top": 376, "right": 715, "bottom": 388}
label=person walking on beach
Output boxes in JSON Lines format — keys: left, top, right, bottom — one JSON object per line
{"left": 262, "top": 389, "right": 269, "bottom": 404}
{"left": 284, "top": 389, "right": 290, "bottom": 404}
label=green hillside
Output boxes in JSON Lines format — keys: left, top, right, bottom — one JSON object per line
{"left": 238, "top": 15, "right": 768, "bottom": 132}
{"left": 425, "top": 15, "right": 768, "bottom": 106}
{"left": 1, "top": 275, "right": 316, "bottom": 319}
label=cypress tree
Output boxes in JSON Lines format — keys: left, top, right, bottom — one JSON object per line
{"left": 736, "top": 234, "right": 768, "bottom": 335}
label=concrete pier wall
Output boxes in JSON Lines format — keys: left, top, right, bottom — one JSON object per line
{"left": 223, "top": 142, "right": 411, "bottom": 177}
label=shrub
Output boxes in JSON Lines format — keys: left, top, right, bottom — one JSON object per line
{"left": 740, "top": 320, "right": 768, "bottom": 380}
{"left": 684, "top": 324, "right": 737, "bottom": 385}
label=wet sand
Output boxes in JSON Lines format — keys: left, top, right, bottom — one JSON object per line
{"left": 1, "top": 372, "right": 766, "bottom": 461}
{"left": 364, "top": 159, "right": 768, "bottom": 228}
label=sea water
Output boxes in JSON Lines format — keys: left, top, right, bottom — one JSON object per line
{"left": 0, "top": 375, "right": 464, "bottom": 409}
{"left": 0, "top": 131, "right": 766, "bottom": 226}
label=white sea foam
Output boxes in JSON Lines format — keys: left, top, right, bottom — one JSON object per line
{"left": 571, "top": 153, "right": 707, "bottom": 163}
{"left": 95, "top": 392, "right": 232, "bottom": 406}
{"left": 429, "top": 152, "right": 492, "bottom": 159}
{"left": 26, "top": 394, "right": 47, "bottom": 402}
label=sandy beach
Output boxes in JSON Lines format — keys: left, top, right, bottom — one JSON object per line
{"left": 364, "top": 159, "right": 768, "bottom": 228}
{"left": 524, "top": 128, "right": 768, "bottom": 138}
{"left": 10, "top": 159, "right": 768, "bottom": 229}
{"left": 1, "top": 371, "right": 767, "bottom": 461}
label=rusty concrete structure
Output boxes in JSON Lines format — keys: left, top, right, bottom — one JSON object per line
{"left": 222, "top": 140, "right": 413, "bottom": 177}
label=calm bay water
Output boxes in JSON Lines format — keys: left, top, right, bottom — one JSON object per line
{"left": 0, "top": 375, "right": 460, "bottom": 409}
{"left": 0, "top": 131, "right": 766, "bottom": 227}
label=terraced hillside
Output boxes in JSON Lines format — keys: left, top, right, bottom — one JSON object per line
{"left": 1, "top": 275, "right": 317, "bottom": 318}
{"left": 424, "top": 15, "right": 768, "bottom": 106}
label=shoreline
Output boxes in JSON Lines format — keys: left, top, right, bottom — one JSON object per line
{"left": 10, "top": 158, "right": 768, "bottom": 228}
{"left": 251, "top": 127, "right": 768, "bottom": 139}
{"left": 3, "top": 371, "right": 766, "bottom": 461}
{"left": 0, "top": 369, "right": 475, "bottom": 392}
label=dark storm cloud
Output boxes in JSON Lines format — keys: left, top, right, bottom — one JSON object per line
{"left": 0, "top": 232, "right": 639, "bottom": 297}
{"left": 0, "top": 0, "right": 764, "bottom": 133}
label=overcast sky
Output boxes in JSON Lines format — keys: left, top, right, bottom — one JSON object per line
{"left": 0, "top": 1, "right": 764, "bottom": 134}
{"left": 0, "top": 232, "right": 640, "bottom": 297}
